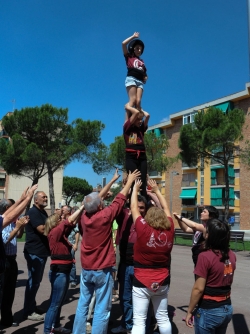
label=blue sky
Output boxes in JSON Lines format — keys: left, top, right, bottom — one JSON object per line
{"left": 1, "top": 0, "right": 249, "bottom": 187}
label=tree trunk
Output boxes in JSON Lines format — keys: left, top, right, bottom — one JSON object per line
{"left": 47, "top": 161, "right": 55, "bottom": 213}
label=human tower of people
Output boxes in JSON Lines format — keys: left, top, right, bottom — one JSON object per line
{"left": 0, "top": 32, "right": 236, "bottom": 334}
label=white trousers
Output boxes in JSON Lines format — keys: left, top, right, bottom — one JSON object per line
{"left": 132, "top": 285, "right": 172, "bottom": 334}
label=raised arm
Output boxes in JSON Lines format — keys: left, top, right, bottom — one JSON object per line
{"left": 130, "top": 179, "right": 142, "bottom": 222}
{"left": 124, "top": 105, "right": 140, "bottom": 125}
{"left": 120, "top": 169, "right": 141, "bottom": 198}
{"left": 6, "top": 216, "right": 29, "bottom": 243}
{"left": 173, "top": 213, "right": 205, "bottom": 233}
{"left": 142, "top": 110, "right": 150, "bottom": 128}
{"left": 99, "top": 169, "right": 120, "bottom": 200}
{"left": 2, "top": 184, "right": 38, "bottom": 228}
{"left": 122, "top": 32, "right": 139, "bottom": 55}
{"left": 147, "top": 179, "right": 170, "bottom": 217}
{"left": 68, "top": 205, "right": 84, "bottom": 224}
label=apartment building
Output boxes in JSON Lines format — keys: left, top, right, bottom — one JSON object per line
{"left": 148, "top": 83, "right": 250, "bottom": 230}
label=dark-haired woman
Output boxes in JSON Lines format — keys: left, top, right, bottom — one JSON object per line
{"left": 130, "top": 179, "right": 174, "bottom": 334}
{"left": 173, "top": 206, "right": 219, "bottom": 266}
{"left": 185, "top": 219, "right": 236, "bottom": 334}
{"left": 122, "top": 32, "right": 147, "bottom": 116}
{"left": 43, "top": 206, "right": 83, "bottom": 334}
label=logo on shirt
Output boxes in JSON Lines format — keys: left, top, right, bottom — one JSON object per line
{"left": 133, "top": 59, "right": 144, "bottom": 71}
{"left": 147, "top": 232, "right": 168, "bottom": 248}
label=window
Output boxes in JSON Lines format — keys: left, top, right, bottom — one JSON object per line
{"left": 234, "top": 169, "right": 240, "bottom": 178}
{"left": 183, "top": 112, "right": 197, "bottom": 125}
{"left": 234, "top": 191, "right": 240, "bottom": 200}
{"left": 200, "top": 177, "right": 204, "bottom": 196}
{"left": 0, "top": 178, "right": 5, "bottom": 187}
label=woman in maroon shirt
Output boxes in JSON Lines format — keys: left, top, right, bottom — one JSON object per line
{"left": 130, "top": 179, "right": 174, "bottom": 334}
{"left": 185, "top": 219, "right": 236, "bottom": 333}
{"left": 43, "top": 205, "right": 83, "bottom": 334}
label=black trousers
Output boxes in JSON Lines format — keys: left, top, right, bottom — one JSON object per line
{"left": 125, "top": 152, "right": 147, "bottom": 199}
{"left": 0, "top": 255, "right": 18, "bottom": 325}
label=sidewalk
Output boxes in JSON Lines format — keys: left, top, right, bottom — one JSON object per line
{"left": 0, "top": 243, "right": 249, "bottom": 334}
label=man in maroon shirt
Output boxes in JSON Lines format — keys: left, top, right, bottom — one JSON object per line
{"left": 73, "top": 169, "right": 141, "bottom": 334}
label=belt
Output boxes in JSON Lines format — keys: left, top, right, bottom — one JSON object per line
{"left": 126, "top": 148, "right": 145, "bottom": 158}
{"left": 203, "top": 293, "right": 231, "bottom": 302}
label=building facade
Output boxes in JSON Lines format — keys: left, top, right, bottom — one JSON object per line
{"left": 148, "top": 83, "right": 250, "bottom": 230}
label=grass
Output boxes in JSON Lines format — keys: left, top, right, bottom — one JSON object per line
{"left": 174, "top": 236, "right": 250, "bottom": 251}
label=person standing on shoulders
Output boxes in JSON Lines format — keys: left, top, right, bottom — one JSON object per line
{"left": 23, "top": 190, "right": 50, "bottom": 321}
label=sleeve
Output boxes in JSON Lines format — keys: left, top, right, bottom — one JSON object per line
{"left": 135, "top": 216, "right": 148, "bottom": 233}
{"left": 123, "top": 119, "right": 131, "bottom": 134}
{"left": 103, "top": 194, "right": 127, "bottom": 224}
{"left": 28, "top": 208, "right": 46, "bottom": 228}
{"left": 194, "top": 253, "right": 209, "bottom": 279}
{"left": 2, "top": 225, "right": 11, "bottom": 244}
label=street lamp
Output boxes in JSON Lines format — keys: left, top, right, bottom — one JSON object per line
{"left": 170, "top": 171, "right": 179, "bottom": 214}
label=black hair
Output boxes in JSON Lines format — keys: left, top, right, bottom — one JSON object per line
{"left": 137, "top": 195, "right": 148, "bottom": 209}
{"left": 128, "top": 39, "right": 144, "bottom": 55}
{"left": 204, "top": 205, "right": 219, "bottom": 219}
{"left": 205, "top": 219, "right": 230, "bottom": 262}
{"left": 8, "top": 199, "right": 15, "bottom": 205}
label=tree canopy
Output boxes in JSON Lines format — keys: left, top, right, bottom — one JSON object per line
{"left": 178, "top": 106, "right": 245, "bottom": 220}
{"left": 63, "top": 176, "right": 92, "bottom": 205}
{"left": 0, "top": 104, "right": 104, "bottom": 211}
{"left": 92, "top": 132, "right": 177, "bottom": 175}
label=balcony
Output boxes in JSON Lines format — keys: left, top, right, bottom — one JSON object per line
{"left": 182, "top": 161, "right": 197, "bottom": 169}
{"left": 211, "top": 176, "right": 234, "bottom": 186}
{"left": 148, "top": 171, "right": 162, "bottom": 179}
{"left": 181, "top": 180, "right": 197, "bottom": 187}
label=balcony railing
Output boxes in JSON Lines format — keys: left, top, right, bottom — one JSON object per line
{"left": 148, "top": 171, "right": 162, "bottom": 177}
{"left": 211, "top": 199, "right": 235, "bottom": 206}
{"left": 182, "top": 162, "right": 196, "bottom": 168}
{"left": 211, "top": 177, "right": 234, "bottom": 186}
{"left": 181, "top": 180, "right": 197, "bottom": 187}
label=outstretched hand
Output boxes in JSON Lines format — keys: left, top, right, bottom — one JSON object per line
{"left": 127, "top": 169, "right": 141, "bottom": 184}
{"left": 147, "top": 179, "right": 158, "bottom": 193}
{"left": 16, "top": 216, "right": 30, "bottom": 229}
{"left": 20, "top": 187, "right": 29, "bottom": 200}
{"left": 133, "top": 32, "right": 140, "bottom": 38}
{"left": 134, "top": 179, "right": 142, "bottom": 192}
{"left": 112, "top": 168, "right": 121, "bottom": 182}
{"left": 29, "top": 184, "right": 38, "bottom": 193}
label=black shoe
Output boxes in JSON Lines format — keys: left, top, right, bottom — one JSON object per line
{"left": 0, "top": 322, "right": 19, "bottom": 327}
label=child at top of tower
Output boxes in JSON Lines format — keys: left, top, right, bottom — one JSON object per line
{"left": 122, "top": 32, "right": 148, "bottom": 120}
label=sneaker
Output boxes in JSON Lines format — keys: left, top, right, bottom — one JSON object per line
{"left": 27, "top": 312, "right": 44, "bottom": 321}
{"left": 53, "top": 327, "right": 71, "bottom": 333}
{"left": 70, "top": 282, "right": 76, "bottom": 288}
{"left": 111, "top": 325, "right": 131, "bottom": 333}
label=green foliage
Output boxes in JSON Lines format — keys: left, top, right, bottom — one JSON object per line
{"left": 0, "top": 104, "right": 105, "bottom": 211}
{"left": 178, "top": 107, "right": 245, "bottom": 219}
{"left": 63, "top": 176, "right": 92, "bottom": 205}
{"left": 92, "top": 132, "right": 177, "bottom": 175}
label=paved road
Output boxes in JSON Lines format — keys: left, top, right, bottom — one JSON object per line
{"left": 0, "top": 243, "right": 249, "bottom": 334}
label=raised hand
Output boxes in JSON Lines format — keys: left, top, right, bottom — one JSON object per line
{"left": 147, "top": 179, "right": 159, "bottom": 193}
{"left": 133, "top": 32, "right": 140, "bottom": 38}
